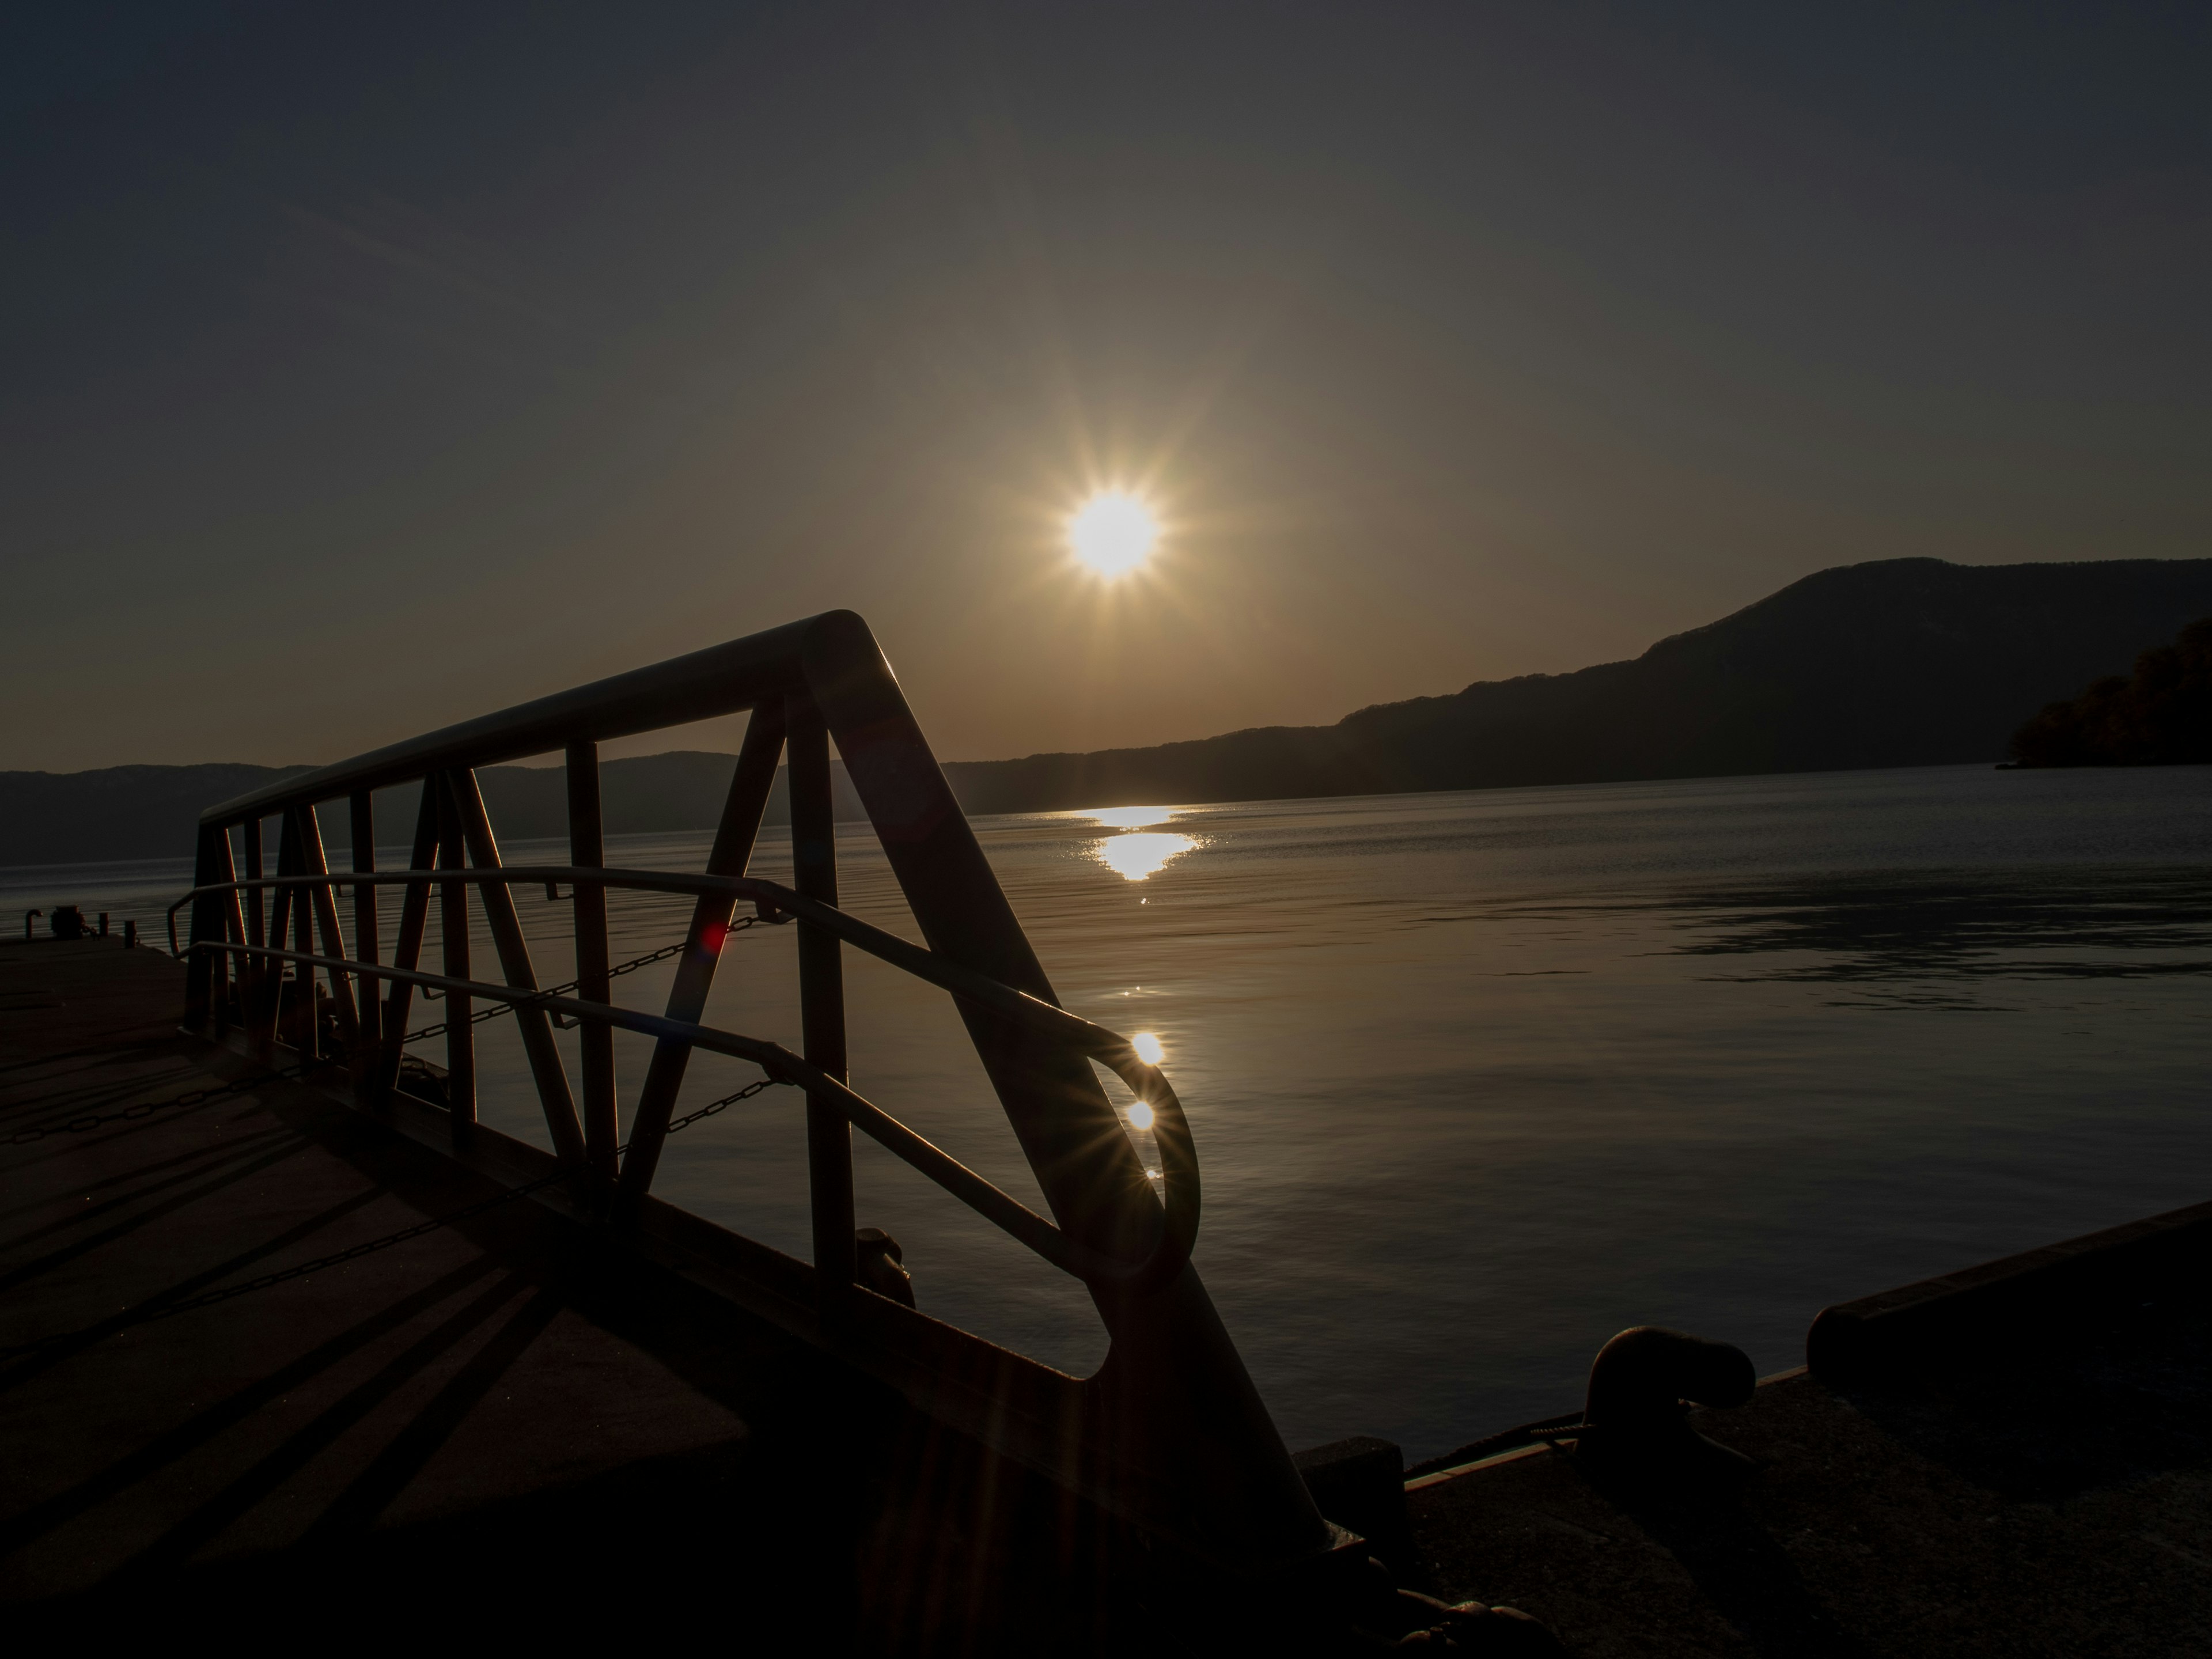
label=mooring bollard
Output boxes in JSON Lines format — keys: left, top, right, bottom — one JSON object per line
{"left": 99, "top": 912, "right": 109, "bottom": 937}
{"left": 855, "top": 1228, "right": 915, "bottom": 1308}
{"left": 124, "top": 919, "right": 139, "bottom": 949}
{"left": 1573, "top": 1325, "right": 1756, "bottom": 1481}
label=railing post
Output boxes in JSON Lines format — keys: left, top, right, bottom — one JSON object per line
{"left": 184, "top": 823, "right": 226, "bottom": 1030}
{"left": 214, "top": 826, "right": 247, "bottom": 1033}
{"left": 297, "top": 805, "right": 359, "bottom": 1054}
{"left": 244, "top": 817, "right": 272, "bottom": 1048}
{"left": 289, "top": 813, "right": 320, "bottom": 1062}
{"left": 265, "top": 812, "right": 309, "bottom": 1058}
{"left": 567, "top": 740, "right": 618, "bottom": 1183}
{"left": 615, "top": 700, "right": 787, "bottom": 1205}
{"left": 446, "top": 767, "right": 586, "bottom": 1167}
{"left": 374, "top": 782, "right": 443, "bottom": 1104}
{"left": 789, "top": 695, "right": 855, "bottom": 1310}
{"left": 351, "top": 791, "right": 379, "bottom": 1098}
{"left": 434, "top": 774, "right": 475, "bottom": 1128}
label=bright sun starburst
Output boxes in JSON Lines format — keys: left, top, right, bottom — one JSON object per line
{"left": 1067, "top": 491, "right": 1157, "bottom": 578}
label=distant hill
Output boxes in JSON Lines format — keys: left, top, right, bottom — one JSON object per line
{"left": 945, "top": 556, "right": 2212, "bottom": 811}
{"left": 9, "top": 556, "right": 2212, "bottom": 867}
{"left": 1, "top": 764, "right": 317, "bottom": 868}
{"left": 0, "top": 752, "right": 861, "bottom": 868}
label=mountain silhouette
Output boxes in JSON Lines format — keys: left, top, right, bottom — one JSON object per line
{"left": 10, "top": 556, "right": 2212, "bottom": 868}
{"left": 942, "top": 556, "right": 2212, "bottom": 810}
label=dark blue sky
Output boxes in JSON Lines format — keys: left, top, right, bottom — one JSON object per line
{"left": 6, "top": 2, "right": 2208, "bottom": 769}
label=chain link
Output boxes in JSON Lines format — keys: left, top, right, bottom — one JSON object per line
{"left": 663, "top": 1075, "right": 778, "bottom": 1134}
{"left": 402, "top": 927, "right": 748, "bottom": 1044}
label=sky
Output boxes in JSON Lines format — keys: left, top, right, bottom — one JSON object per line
{"left": 5, "top": 1, "right": 2209, "bottom": 772}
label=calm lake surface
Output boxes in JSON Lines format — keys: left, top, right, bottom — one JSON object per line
{"left": 12, "top": 762, "right": 2212, "bottom": 1459}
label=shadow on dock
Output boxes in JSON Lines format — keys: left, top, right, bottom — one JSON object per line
{"left": 0, "top": 938, "right": 1137, "bottom": 1651}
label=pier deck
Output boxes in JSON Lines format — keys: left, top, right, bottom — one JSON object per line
{"left": 0, "top": 937, "right": 1103, "bottom": 1647}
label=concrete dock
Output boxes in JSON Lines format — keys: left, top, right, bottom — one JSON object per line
{"left": 1403, "top": 1207, "right": 2212, "bottom": 1653}
{"left": 5, "top": 934, "right": 2207, "bottom": 1653}
{"left": 1409, "top": 1348, "right": 2210, "bottom": 1656}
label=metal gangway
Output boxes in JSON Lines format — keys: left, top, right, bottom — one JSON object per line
{"left": 169, "top": 609, "right": 1335, "bottom": 1576}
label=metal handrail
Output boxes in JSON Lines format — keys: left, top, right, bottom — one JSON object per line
{"left": 169, "top": 865, "right": 1199, "bottom": 1294}
{"left": 171, "top": 865, "right": 1158, "bottom": 1064}
{"left": 191, "top": 933, "right": 1194, "bottom": 1292}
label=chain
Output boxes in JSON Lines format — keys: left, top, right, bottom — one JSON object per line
{"left": 663, "top": 1075, "right": 778, "bottom": 1134}
{"left": 0, "top": 1068, "right": 790, "bottom": 1361}
{"left": 402, "top": 929, "right": 744, "bottom": 1044}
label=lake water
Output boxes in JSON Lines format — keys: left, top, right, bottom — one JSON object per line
{"left": 10, "top": 762, "right": 2212, "bottom": 1461}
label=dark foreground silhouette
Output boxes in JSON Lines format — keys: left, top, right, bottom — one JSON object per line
{"left": 2009, "top": 616, "right": 2212, "bottom": 767}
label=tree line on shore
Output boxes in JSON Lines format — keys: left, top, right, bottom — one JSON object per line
{"left": 2010, "top": 618, "right": 2212, "bottom": 767}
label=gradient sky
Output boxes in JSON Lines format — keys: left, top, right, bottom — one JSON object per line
{"left": 6, "top": 2, "right": 2209, "bottom": 772}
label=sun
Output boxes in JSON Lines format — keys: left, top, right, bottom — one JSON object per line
{"left": 1067, "top": 491, "right": 1157, "bottom": 578}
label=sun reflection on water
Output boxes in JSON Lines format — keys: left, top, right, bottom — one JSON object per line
{"left": 1095, "top": 832, "right": 1196, "bottom": 881}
